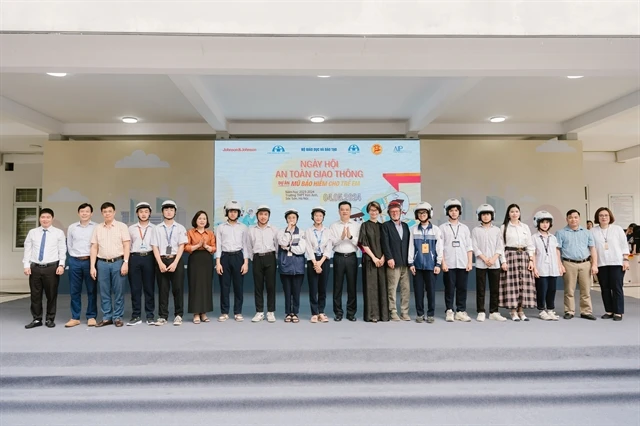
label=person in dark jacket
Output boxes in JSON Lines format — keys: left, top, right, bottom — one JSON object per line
{"left": 381, "top": 201, "right": 411, "bottom": 321}
{"left": 277, "top": 209, "right": 307, "bottom": 323}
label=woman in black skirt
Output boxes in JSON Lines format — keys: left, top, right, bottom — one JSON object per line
{"left": 185, "top": 211, "right": 216, "bottom": 324}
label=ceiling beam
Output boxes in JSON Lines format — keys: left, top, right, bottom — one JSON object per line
{"left": 420, "top": 122, "right": 564, "bottom": 136}
{"left": 407, "top": 78, "right": 482, "bottom": 133}
{"left": 563, "top": 90, "right": 640, "bottom": 133}
{"left": 0, "top": 96, "right": 63, "bottom": 134}
{"left": 61, "top": 122, "right": 214, "bottom": 136}
{"left": 169, "top": 75, "right": 228, "bottom": 131}
{"left": 616, "top": 144, "right": 640, "bottom": 163}
{"left": 227, "top": 121, "right": 407, "bottom": 136}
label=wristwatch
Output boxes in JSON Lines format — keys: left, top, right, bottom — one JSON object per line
{"left": 123, "top": 259, "right": 129, "bottom": 263}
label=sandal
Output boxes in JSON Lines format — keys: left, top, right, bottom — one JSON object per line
{"left": 193, "top": 315, "right": 201, "bottom": 324}
{"left": 310, "top": 315, "right": 318, "bottom": 323}
{"left": 319, "top": 313, "right": 329, "bottom": 323}
{"left": 201, "top": 315, "right": 210, "bottom": 323}
{"left": 291, "top": 314, "right": 300, "bottom": 323}
{"left": 284, "top": 314, "right": 292, "bottom": 323}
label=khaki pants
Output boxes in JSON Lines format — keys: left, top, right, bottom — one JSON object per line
{"left": 387, "top": 265, "right": 410, "bottom": 316}
{"left": 563, "top": 260, "right": 593, "bottom": 315}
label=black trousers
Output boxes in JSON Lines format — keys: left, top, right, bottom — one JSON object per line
{"left": 282, "top": 274, "right": 304, "bottom": 315}
{"left": 156, "top": 257, "right": 184, "bottom": 320}
{"left": 413, "top": 269, "right": 436, "bottom": 317}
{"left": 535, "top": 276, "right": 557, "bottom": 310}
{"left": 308, "top": 255, "right": 329, "bottom": 315}
{"left": 253, "top": 252, "right": 277, "bottom": 313}
{"left": 333, "top": 253, "right": 358, "bottom": 318}
{"left": 29, "top": 264, "right": 59, "bottom": 321}
{"left": 219, "top": 251, "right": 244, "bottom": 315}
{"left": 128, "top": 253, "right": 156, "bottom": 319}
{"left": 443, "top": 268, "right": 468, "bottom": 312}
{"left": 598, "top": 265, "right": 625, "bottom": 314}
{"left": 476, "top": 268, "right": 500, "bottom": 313}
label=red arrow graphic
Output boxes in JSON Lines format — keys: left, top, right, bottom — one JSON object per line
{"left": 383, "top": 173, "right": 421, "bottom": 190}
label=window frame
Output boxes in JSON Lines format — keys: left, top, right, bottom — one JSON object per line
{"left": 13, "top": 187, "right": 43, "bottom": 251}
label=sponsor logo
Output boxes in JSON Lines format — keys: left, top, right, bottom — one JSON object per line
{"left": 347, "top": 144, "right": 360, "bottom": 154}
{"left": 393, "top": 145, "right": 411, "bottom": 154}
{"left": 269, "top": 145, "right": 288, "bottom": 154}
{"left": 371, "top": 144, "right": 383, "bottom": 155}
{"left": 300, "top": 147, "right": 338, "bottom": 152}
{"left": 222, "top": 147, "right": 257, "bottom": 152}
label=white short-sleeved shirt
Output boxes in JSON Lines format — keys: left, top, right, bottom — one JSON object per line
{"left": 439, "top": 221, "right": 473, "bottom": 269}
{"left": 532, "top": 231, "right": 561, "bottom": 277}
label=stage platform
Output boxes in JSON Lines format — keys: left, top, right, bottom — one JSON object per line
{"left": 1, "top": 293, "right": 639, "bottom": 425}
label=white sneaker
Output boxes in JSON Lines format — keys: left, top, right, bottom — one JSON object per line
{"left": 489, "top": 312, "right": 507, "bottom": 322}
{"left": 547, "top": 310, "right": 559, "bottom": 321}
{"left": 252, "top": 312, "right": 264, "bottom": 323}
{"left": 173, "top": 315, "right": 182, "bottom": 326}
{"left": 445, "top": 309, "right": 454, "bottom": 322}
{"left": 455, "top": 311, "right": 471, "bottom": 322}
{"left": 539, "top": 310, "right": 551, "bottom": 321}
{"left": 266, "top": 312, "right": 276, "bottom": 323}
{"left": 155, "top": 318, "right": 167, "bottom": 326}
{"left": 476, "top": 312, "right": 486, "bottom": 322}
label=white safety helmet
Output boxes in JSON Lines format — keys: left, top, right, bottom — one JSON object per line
{"left": 224, "top": 200, "right": 243, "bottom": 217}
{"left": 476, "top": 204, "right": 495, "bottom": 221}
{"left": 256, "top": 205, "right": 271, "bottom": 215}
{"left": 533, "top": 210, "right": 554, "bottom": 228}
{"left": 284, "top": 208, "right": 299, "bottom": 219}
{"left": 413, "top": 202, "right": 434, "bottom": 220}
{"left": 443, "top": 198, "right": 462, "bottom": 217}
{"left": 161, "top": 200, "right": 177, "bottom": 210}
{"left": 311, "top": 206, "right": 326, "bottom": 219}
{"left": 135, "top": 202, "right": 152, "bottom": 213}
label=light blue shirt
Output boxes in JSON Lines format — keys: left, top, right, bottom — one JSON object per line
{"left": 67, "top": 221, "right": 96, "bottom": 257}
{"left": 555, "top": 226, "right": 594, "bottom": 261}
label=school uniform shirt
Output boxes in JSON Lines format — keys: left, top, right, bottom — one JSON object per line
{"left": 128, "top": 222, "right": 157, "bottom": 254}
{"left": 23, "top": 226, "right": 67, "bottom": 268}
{"left": 215, "top": 221, "right": 249, "bottom": 259}
{"left": 532, "top": 232, "right": 561, "bottom": 277}
{"left": 500, "top": 222, "right": 535, "bottom": 263}
{"left": 439, "top": 221, "right": 473, "bottom": 269}
{"left": 67, "top": 221, "right": 96, "bottom": 257}
{"left": 408, "top": 222, "right": 443, "bottom": 270}
{"left": 277, "top": 227, "right": 307, "bottom": 256}
{"left": 591, "top": 224, "right": 629, "bottom": 267}
{"left": 471, "top": 224, "right": 504, "bottom": 270}
{"left": 304, "top": 225, "right": 333, "bottom": 260}
{"left": 245, "top": 224, "right": 279, "bottom": 258}
{"left": 328, "top": 220, "right": 361, "bottom": 254}
{"left": 151, "top": 221, "right": 188, "bottom": 256}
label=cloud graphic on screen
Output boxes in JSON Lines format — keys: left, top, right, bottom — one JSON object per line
{"left": 115, "top": 150, "right": 170, "bottom": 168}
{"left": 536, "top": 139, "right": 576, "bottom": 153}
{"left": 46, "top": 187, "right": 90, "bottom": 202}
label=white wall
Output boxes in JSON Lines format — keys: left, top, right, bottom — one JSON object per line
{"left": 0, "top": 163, "right": 43, "bottom": 289}
{"left": 584, "top": 152, "right": 640, "bottom": 226}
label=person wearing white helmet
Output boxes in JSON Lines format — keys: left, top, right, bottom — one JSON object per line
{"left": 471, "top": 203, "right": 507, "bottom": 322}
{"left": 358, "top": 201, "right": 389, "bottom": 323}
{"left": 277, "top": 208, "right": 307, "bottom": 323}
{"left": 439, "top": 198, "right": 473, "bottom": 323}
{"left": 532, "top": 210, "right": 561, "bottom": 321}
{"left": 215, "top": 200, "right": 250, "bottom": 322}
{"left": 304, "top": 206, "right": 332, "bottom": 323}
{"left": 126, "top": 202, "right": 157, "bottom": 326}
{"left": 499, "top": 203, "right": 536, "bottom": 322}
{"left": 328, "top": 200, "right": 361, "bottom": 322}
{"left": 408, "top": 201, "right": 443, "bottom": 324}
{"left": 381, "top": 200, "right": 412, "bottom": 321}
{"left": 246, "top": 205, "right": 279, "bottom": 323}
{"left": 151, "top": 200, "right": 188, "bottom": 326}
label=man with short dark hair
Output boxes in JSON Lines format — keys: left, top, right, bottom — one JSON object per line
{"left": 555, "top": 209, "right": 598, "bottom": 320}
{"left": 23, "top": 208, "right": 66, "bottom": 329}
{"left": 128, "top": 202, "right": 157, "bottom": 326}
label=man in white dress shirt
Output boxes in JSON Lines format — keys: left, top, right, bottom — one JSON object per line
{"left": 23, "top": 208, "right": 66, "bottom": 329}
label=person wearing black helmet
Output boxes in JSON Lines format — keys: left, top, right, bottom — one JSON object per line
{"left": 277, "top": 208, "right": 307, "bottom": 323}
{"left": 127, "top": 202, "right": 157, "bottom": 326}
{"left": 304, "top": 206, "right": 332, "bottom": 323}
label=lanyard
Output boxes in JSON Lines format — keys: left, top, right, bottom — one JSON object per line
{"left": 540, "top": 234, "right": 550, "bottom": 255}
{"left": 138, "top": 225, "right": 149, "bottom": 242}
{"left": 313, "top": 229, "right": 323, "bottom": 252}
{"left": 164, "top": 224, "right": 174, "bottom": 246}
{"left": 449, "top": 224, "right": 460, "bottom": 240}
{"left": 600, "top": 227, "right": 609, "bottom": 243}
{"left": 420, "top": 224, "right": 431, "bottom": 241}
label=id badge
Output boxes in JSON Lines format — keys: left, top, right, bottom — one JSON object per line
{"left": 287, "top": 251, "right": 293, "bottom": 257}
{"left": 452, "top": 241, "right": 461, "bottom": 248}
{"left": 604, "top": 243, "right": 609, "bottom": 250}
{"left": 166, "top": 245, "right": 172, "bottom": 255}
{"left": 544, "top": 254, "right": 550, "bottom": 264}
{"left": 421, "top": 243, "right": 429, "bottom": 254}
{"left": 140, "top": 243, "right": 148, "bottom": 251}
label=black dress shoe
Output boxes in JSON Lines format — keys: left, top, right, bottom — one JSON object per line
{"left": 563, "top": 313, "right": 574, "bottom": 320}
{"left": 580, "top": 313, "right": 597, "bottom": 321}
{"left": 25, "top": 320, "right": 42, "bottom": 329}
{"left": 347, "top": 316, "right": 357, "bottom": 322}
{"left": 45, "top": 320, "right": 55, "bottom": 328}
{"left": 601, "top": 313, "right": 614, "bottom": 319}
{"left": 95, "top": 319, "right": 114, "bottom": 327}
{"left": 334, "top": 315, "right": 342, "bottom": 322}
{"left": 613, "top": 315, "right": 623, "bottom": 321}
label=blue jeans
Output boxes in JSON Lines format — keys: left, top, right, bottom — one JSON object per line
{"left": 68, "top": 256, "right": 97, "bottom": 320}
{"left": 97, "top": 259, "right": 126, "bottom": 321}
{"left": 535, "top": 276, "right": 557, "bottom": 310}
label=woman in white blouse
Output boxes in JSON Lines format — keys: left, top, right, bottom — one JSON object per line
{"left": 499, "top": 204, "right": 536, "bottom": 321}
{"left": 591, "top": 207, "right": 630, "bottom": 321}
{"left": 531, "top": 211, "right": 561, "bottom": 321}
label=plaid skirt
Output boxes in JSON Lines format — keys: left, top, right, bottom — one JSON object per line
{"left": 499, "top": 250, "right": 537, "bottom": 309}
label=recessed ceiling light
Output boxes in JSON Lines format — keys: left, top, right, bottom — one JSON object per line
{"left": 567, "top": 75, "right": 584, "bottom": 79}
{"left": 122, "top": 117, "right": 138, "bottom": 124}
{"left": 46, "top": 73, "right": 67, "bottom": 77}
{"left": 489, "top": 116, "right": 506, "bottom": 123}
{"left": 317, "top": 75, "right": 331, "bottom": 78}
{"left": 310, "top": 116, "right": 325, "bottom": 123}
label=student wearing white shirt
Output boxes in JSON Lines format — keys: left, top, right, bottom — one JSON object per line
{"left": 127, "top": 202, "right": 157, "bottom": 326}
{"left": 23, "top": 208, "right": 66, "bottom": 329}
{"left": 532, "top": 211, "right": 562, "bottom": 321}
{"left": 471, "top": 204, "right": 507, "bottom": 322}
{"left": 499, "top": 203, "right": 536, "bottom": 321}
{"left": 304, "top": 206, "right": 332, "bottom": 323}
{"left": 439, "top": 198, "right": 473, "bottom": 323}
{"left": 277, "top": 209, "right": 307, "bottom": 323}
{"left": 591, "top": 207, "right": 630, "bottom": 321}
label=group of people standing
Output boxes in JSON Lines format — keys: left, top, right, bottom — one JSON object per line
{"left": 22, "top": 197, "right": 632, "bottom": 329}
